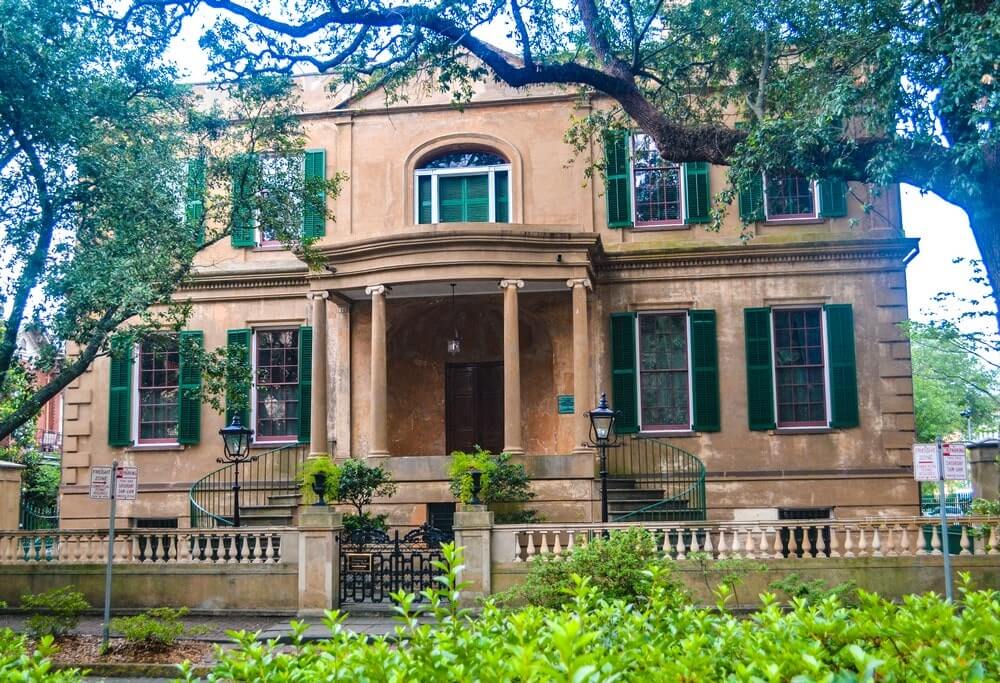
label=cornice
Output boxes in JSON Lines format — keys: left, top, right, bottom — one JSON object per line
{"left": 596, "top": 237, "right": 919, "bottom": 273}
{"left": 179, "top": 267, "right": 310, "bottom": 292}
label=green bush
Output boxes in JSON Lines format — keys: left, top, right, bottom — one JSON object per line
{"left": 768, "top": 572, "right": 859, "bottom": 607}
{"left": 110, "top": 607, "right": 202, "bottom": 650}
{"left": 343, "top": 512, "right": 388, "bottom": 534}
{"left": 192, "top": 549, "right": 1000, "bottom": 683}
{"left": 0, "top": 627, "right": 82, "bottom": 681}
{"left": 502, "top": 527, "right": 686, "bottom": 608}
{"left": 448, "top": 447, "right": 538, "bottom": 522}
{"left": 300, "top": 457, "right": 397, "bottom": 515}
{"left": 21, "top": 586, "right": 89, "bottom": 639}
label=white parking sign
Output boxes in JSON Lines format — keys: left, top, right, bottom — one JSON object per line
{"left": 89, "top": 467, "right": 113, "bottom": 499}
{"left": 115, "top": 467, "right": 138, "bottom": 501}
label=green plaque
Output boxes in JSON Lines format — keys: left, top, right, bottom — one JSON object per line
{"left": 557, "top": 395, "right": 575, "bottom": 414}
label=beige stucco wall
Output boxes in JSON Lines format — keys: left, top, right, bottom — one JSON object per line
{"left": 0, "top": 463, "right": 24, "bottom": 531}
{"left": 58, "top": 73, "right": 917, "bottom": 529}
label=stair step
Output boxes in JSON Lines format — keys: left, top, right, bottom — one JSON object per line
{"left": 606, "top": 489, "right": 665, "bottom": 501}
{"left": 267, "top": 493, "right": 302, "bottom": 506}
{"left": 609, "top": 498, "right": 690, "bottom": 514}
{"left": 240, "top": 503, "right": 296, "bottom": 514}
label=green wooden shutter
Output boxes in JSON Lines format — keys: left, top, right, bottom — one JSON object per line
{"left": 438, "top": 176, "right": 465, "bottom": 223}
{"left": 417, "top": 176, "right": 433, "bottom": 224}
{"left": 684, "top": 162, "right": 711, "bottom": 224}
{"left": 226, "top": 329, "right": 252, "bottom": 427}
{"left": 818, "top": 178, "right": 848, "bottom": 217}
{"left": 744, "top": 307, "right": 776, "bottom": 430}
{"left": 690, "top": 310, "right": 720, "bottom": 432}
{"left": 465, "top": 174, "right": 490, "bottom": 222}
{"left": 230, "top": 154, "right": 258, "bottom": 247}
{"left": 494, "top": 170, "right": 509, "bottom": 222}
{"left": 738, "top": 174, "right": 765, "bottom": 222}
{"left": 302, "top": 150, "right": 326, "bottom": 238}
{"left": 185, "top": 157, "right": 206, "bottom": 245}
{"left": 108, "top": 337, "right": 133, "bottom": 447}
{"left": 825, "top": 304, "right": 859, "bottom": 428}
{"left": 178, "top": 331, "right": 203, "bottom": 445}
{"left": 604, "top": 130, "right": 633, "bottom": 228}
{"left": 610, "top": 312, "right": 639, "bottom": 434}
{"left": 297, "top": 326, "right": 313, "bottom": 445}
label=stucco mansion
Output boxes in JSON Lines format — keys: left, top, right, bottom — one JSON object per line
{"left": 57, "top": 75, "right": 919, "bottom": 530}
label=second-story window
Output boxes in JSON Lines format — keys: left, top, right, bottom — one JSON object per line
{"left": 631, "top": 134, "right": 683, "bottom": 227}
{"left": 764, "top": 173, "right": 817, "bottom": 220}
{"left": 415, "top": 150, "right": 511, "bottom": 224}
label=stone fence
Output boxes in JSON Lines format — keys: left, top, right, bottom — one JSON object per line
{"left": 0, "top": 509, "right": 997, "bottom": 612}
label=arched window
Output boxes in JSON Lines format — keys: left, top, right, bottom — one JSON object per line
{"left": 414, "top": 149, "right": 511, "bottom": 224}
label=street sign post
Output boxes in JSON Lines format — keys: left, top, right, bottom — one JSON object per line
{"left": 912, "top": 443, "right": 939, "bottom": 481}
{"left": 90, "top": 462, "right": 139, "bottom": 652}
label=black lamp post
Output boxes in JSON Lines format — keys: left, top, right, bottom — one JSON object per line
{"left": 218, "top": 415, "right": 255, "bottom": 527}
{"left": 587, "top": 393, "right": 620, "bottom": 523}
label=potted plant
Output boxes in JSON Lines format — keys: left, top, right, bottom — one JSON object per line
{"left": 299, "top": 457, "right": 340, "bottom": 506}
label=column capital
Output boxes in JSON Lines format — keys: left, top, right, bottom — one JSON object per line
{"left": 309, "top": 291, "right": 330, "bottom": 300}
{"left": 498, "top": 279, "right": 525, "bottom": 290}
{"left": 365, "top": 284, "right": 387, "bottom": 297}
{"left": 566, "top": 278, "right": 592, "bottom": 290}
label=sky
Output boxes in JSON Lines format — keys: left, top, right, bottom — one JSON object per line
{"left": 165, "top": 10, "right": 989, "bottom": 329}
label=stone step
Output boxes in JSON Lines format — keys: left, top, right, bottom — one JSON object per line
{"left": 608, "top": 497, "right": 690, "bottom": 513}
{"left": 267, "top": 493, "right": 302, "bottom": 506}
{"left": 605, "top": 489, "right": 665, "bottom": 501}
{"left": 241, "top": 503, "right": 297, "bottom": 514}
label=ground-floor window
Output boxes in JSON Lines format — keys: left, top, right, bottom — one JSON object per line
{"left": 136, "top": 336, "right": 179, "bottom": 444}
{"left": 254, "top": 328, "right": 300, "bottom": 442}
{"left": 772, "top": 308, "right": 828, "bottom": 427}
{"left": 637, "top": 312, "right": 690, "bottom": 431}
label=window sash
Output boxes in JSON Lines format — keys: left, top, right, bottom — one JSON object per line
{"left": 631, "top": 133, "right": 684, "bottom": 227}
{"left": 414, "top": 164, "right": 511, "bottom": 224}
{"left": 636, "top": 312, "right": 692, "bottom": 431}
{"left": 763, "top": 174, "right": 818, "bottom": 220}
{"left": 134, "top": 337, "right": 180, "bottom": 445}
{"left": 771, "top": 308, "right": 830, "bottom": 427}
{"left": 252, "top": 328, "right": 300, "bottom": 442}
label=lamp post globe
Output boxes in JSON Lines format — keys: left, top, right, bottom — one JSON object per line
{"left": 587, "top": 393, "right": 618, "bottom": 524}
{"left": 218, "top": 415, "right": 255, "bottom": 527}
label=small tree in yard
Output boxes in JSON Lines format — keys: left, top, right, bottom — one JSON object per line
{"left": 332, "top": 458, "right": 397, "bottom": 532}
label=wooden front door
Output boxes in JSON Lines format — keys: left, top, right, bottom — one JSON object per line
{"left": 445, "top": 362, "right": 503, "bottom": 454}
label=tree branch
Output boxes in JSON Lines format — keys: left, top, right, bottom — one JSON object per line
{"left": 509, "top": 0, "right": 533, "bottom": 68}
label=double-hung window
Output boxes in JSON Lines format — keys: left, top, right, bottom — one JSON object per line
{"left": 253, "top": 328, "right": 300, "bottom": 442}
{"left": 135, "top": 336, "right": 180, "bottom": 445}
{"left": 764, "top": 173, "right": 817, "bottom": 221}
{"left": 744, "top": 305, "right": 859, "bottom": 431}
{"left": 632, "top": 134, "right": 684, "bottom": 227}
{"left": 415, "top": 150, "right": 511, "bottom": 224}
{"left": 637, "top": 312, "right": 692, "bottom": 430}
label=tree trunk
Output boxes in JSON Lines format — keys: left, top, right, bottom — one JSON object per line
{"left": 966, "top": 193, "right": 1000, "bottom": 337}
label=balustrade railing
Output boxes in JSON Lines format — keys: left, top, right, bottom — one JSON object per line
{"left": 493, "top": 517, "right": 1000, "bottom": 563}
{"left": 0, "top": 527, "right": 292, "bottom": 564}
{"left": 609, "top": 436, "right": 707, "bottom": 522}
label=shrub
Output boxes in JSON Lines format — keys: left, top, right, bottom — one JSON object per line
{"left": 768, "top": 572, "right": 859, "bottom": 607}
{"left": 299, "top": 457, "right": 397, "bottom": 517}
{"left": 0, "top": 627, "right": 82, "bottom": 681}
{"left": 21, "top": 586, "right": 89, "bottom": 639}
{"left": 688, "top": 552, "right": 766, "bottom": 606}
{"left": 299, "top": 456, "right": 340, "bottom": 502}
{"left": 448, "top": 447, "right": 538, "bottom": 522}
{"left": 194, "top": 552, "right": 1000, "bottom": 683}
{"left": 110, "top": 607, "right": 205, "bottom": 650}
{"left": 503, "top": 527, "right": 686, "bottom": 608}
{"left": 343, "top": 512, "right": 388, "bottom": 534}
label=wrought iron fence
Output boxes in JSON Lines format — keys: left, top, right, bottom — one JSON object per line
{"left": 19, "top": 501, "right": 58, "bottom": 531}
{"left": 339, "top": 524, "right": 454, "bottom": 604}
{"left": 920, "top": 491, "right": 975, "bottom": 516}
{"left": 606, "top": 436, "right": 707, "bottom": 522}
{"left": 189, "top": 443, "right": 309, "bottom": 528}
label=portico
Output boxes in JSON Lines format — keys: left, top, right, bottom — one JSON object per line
{"left": 305, "top": 228, "right": 600, "bottom": 461}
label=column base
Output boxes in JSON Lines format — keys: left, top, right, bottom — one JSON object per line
{"left": 368, "top": 450, "right": 390, "bottom": 457}
{"left": 572, "top": 445, "right": 596, "bottom": 457}
{"left": 502, "top": 447, "right": 525, "bottom": 456}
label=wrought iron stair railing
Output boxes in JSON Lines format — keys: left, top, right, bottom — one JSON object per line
{"left": 607, "top": 436, "right": 707, "bottom": 522}
{"left": 189, "top": 443, "right": 309, "bottom": 528}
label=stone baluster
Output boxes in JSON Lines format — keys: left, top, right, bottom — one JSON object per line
{"left": 525, "top": 531, "right": 536, "bottom": 559}
{"left": 744, "top": 528, "right": 756, "bottom": 558}
{"left": 702, "top": 528, "right": 714, "bottom": 558}
{"left": 959, "top": 526, "right": 972, "bottom": 556}
{"left": 676, "top": 529, "right": 688, "bottom": 560}
{"left": 857, "top": 527, "right": 868, "bottom": 557}
{"left": 828, "top": 526, "right": 840, "bottom": 558}
{"left": 988, "top": 523, "right": 999, "bottom": 556}
{"left": 871, "top": 526, "right": 882, "bottom": 557}
{"left": 539, "top": 531, "right": 550, "bottom": 556}
{"left": 884, "top": 525, "right": 897, "bottom": 557}
{"left": 930, "top": 524, "right": 942, "bottom": 555}
{"left": 843, "top": 527, "right": 855, "bottom": 558}
{"left": 512, "top": 532, "right": 523, "bottom": 562}
{"left": 899, "top": 524, "right": 911, "bottom": 556}
{"left": 716, "top": 529, "right": 728, "bottom": 559}
{"left": 553, "top": 532, "right": 563, "bottom": 555}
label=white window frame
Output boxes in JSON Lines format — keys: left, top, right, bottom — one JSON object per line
{"left": 250, "top": 327, "right": 301, "bottom": 446}
{"left": 254, "top": 153, "right": 306, "bottom": 248}
{"left": 131, "top": 337, "right": 181, "bottom": 447}
{"left": 414, "top": 163, "right": 512, "bottom": 224}
{"left": 629, "top": 132, "right": 686, "bottom": 229}
{"left": 634, "top": 310, "right": 694, "bottom": 434}
{"left": 769, "top": 307, "right": 832, "bottom": 430}
{"left": 762, "top": 173, "right": 819, "bottom": 222}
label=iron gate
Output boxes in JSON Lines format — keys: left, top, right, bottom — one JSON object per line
{"left": 339, "top": 524, "right": 454, "bottom": 604}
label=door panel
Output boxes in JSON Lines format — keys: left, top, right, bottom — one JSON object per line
{"left": 445, "top": 363, "right": 504, "bottom": 454}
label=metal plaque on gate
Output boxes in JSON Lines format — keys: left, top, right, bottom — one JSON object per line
{"left": 346, "top": 553, "right": 373, "bottom": 573}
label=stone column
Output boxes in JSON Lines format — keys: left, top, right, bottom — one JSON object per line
{"left": 567, "top": 278, "right": 594, "bottom": 454}
{"left": 499, "top": 279, "right": 525, "bottom": 455}
{"left": 309, "top": 291, "right": 330, "bottom": 458}
{"left": 0, "top": 462, "right": 24, "bottom": 531}
{"left": 366, "top": 284, "right": 389, "bottom": 456}
{"left": 453, "top": 504, "right": 494, "bottom": 604}
{"left": 296, "top": 505, "right": 344, "bottom": 616}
